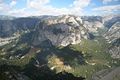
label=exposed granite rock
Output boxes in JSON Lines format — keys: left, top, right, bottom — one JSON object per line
{"left": 82, "top": 16, "right": 104, "bottom": 33}
{"left": 103, "top": 15, "right": 120, "bottom": 28}
{"left": 83, "top": 21, "right": 104, "bottom": 33}
{"left": 1, "top": 15, "right": 119, "bottom": 47}
{"left": 33, "top": 15, "right": 91, "bottom": 46}
{"left": 104, "top": 22, "right": 120, "bottom": 58}
{"left": 104, "top": 22, "right": 120, "bottom": 43}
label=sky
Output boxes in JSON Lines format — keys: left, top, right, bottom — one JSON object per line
{"left": 0, "top": 0, "right": 120, "bottom": 17}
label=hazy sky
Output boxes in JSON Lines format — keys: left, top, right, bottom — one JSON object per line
{"left": 0, "top": 0, "right": 120, "bottom": 17}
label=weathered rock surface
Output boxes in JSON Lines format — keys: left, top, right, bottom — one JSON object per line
{"left": 33, "top": 15, "right": 92, "bottom": 46}
{"left": 0, "top": 15, "right": 119, "bottom": 47}
{"left": 104, "top": 22, "right": 120, "bottom": 58}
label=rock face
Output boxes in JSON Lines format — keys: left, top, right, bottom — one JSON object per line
{"left": 104, "top": 22, "right": 120, "bottom": 43}
{"left": 104, "top": 22, "right": 120, "bottom": 58}
{"left": 82, "top": 16, "right": 104, "bottom": 33}
{"left": 0, "top": 15, "right": 119, "bottom": 47}
{"left": 33, "top": 15, "right": 92, "bottom": 46}
{"left": 103, "top": 15, "right": 120, "bottom": 28}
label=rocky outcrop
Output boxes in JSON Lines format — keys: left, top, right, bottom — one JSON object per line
{"left": 109, "top": 38, "right": 120, "bottom": 58}
{"left": 103, "top": 15, "right": 120, "bottom": 28}
{"left": 33, "top": 15, "right": 92, "bottom": 46}
{"left": 104, "top": 22, "right": 120, "bottom": 58}
{"left": 0, "top": 15, "right": 119, "bottom": 47}
{"left": 104, "top": 22, "right": 120, "bottom": 43}
{"left": 82, "top": 16, "right": 104, "bottom": 33}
